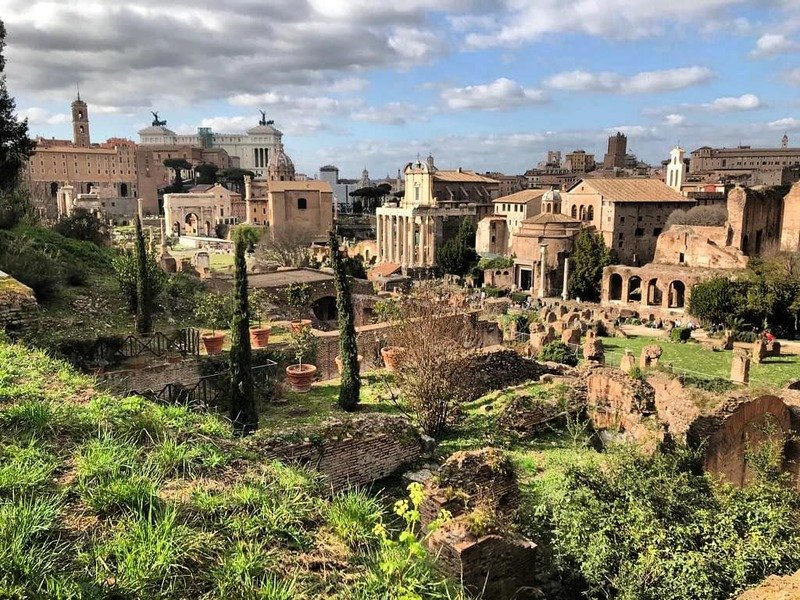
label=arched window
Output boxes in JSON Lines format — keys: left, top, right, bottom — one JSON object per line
{"left": 587, "top": 205, "right": 594, "bottom": 221}
{"left": 579, "top": 205, "right": 586, "bottom": 220}
{"left": 570, "top": 205, "right": 577, "bottom": 218}
{"left": 50, "top": 182, "right": 59, "bottom": 197}
{"left": 609, "top": 273, "right": 623, "bottom": 301}
{"left": 120, "top": 183, "right": 128, "bottom": 197}
{"left": 297, "top": 198, "right": 307, "bottom": 210}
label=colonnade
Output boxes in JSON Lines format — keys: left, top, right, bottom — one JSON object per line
{"left": 376, "top": 213, "right": 436, "bottom": 267}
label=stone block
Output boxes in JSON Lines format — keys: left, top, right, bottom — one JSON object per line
{"left": 561, "top": 328, "right": 581, "bottom": 345}
{"left": 730, "top": 353, "right": 750, "bottom": 384}
{"left": 751, "top": 339, "right": 767, "bottom": 364}
{"left": 639, "top": 345, "right": 663, "bottom": 370}
{"left": 619, "top": 350, "right": 636, "bottom": 374}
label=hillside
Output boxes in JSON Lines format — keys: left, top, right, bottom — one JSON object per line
{"left": 0, "top": 337, "right": 461, "bottom": 599}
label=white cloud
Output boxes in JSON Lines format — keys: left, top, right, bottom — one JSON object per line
{"left": 785, "top": 69, "right": 800, "bottom": 86}
{"left": 767, "top": 117, "right": 800, "bottom": 131}
{"left": 351, "top": 102, "right": 423, "bottom": 125}
{"left": 664, "top": 114, "right": 686, "bottom": 126}
{"left": 701, "top": 94, "right": 761, "bottom": 112}
{"left": 387, "top": 27, "right": 446, "bottom": 63}
{"left": 16, "top": 107, "right": 70, "bottom": 126}
{"left": 442, "top": 78, "right": 547, "bottom": 111}
{"left": 462, "top": 0, "right": 749, "bottom": 47}
{"left": 544, "top": 66, "right": 713, "bottom": 94}
{"left": 750, "top": 33, "right": 800, "bottom": 57}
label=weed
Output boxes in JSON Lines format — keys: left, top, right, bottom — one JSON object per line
{"left": 208, "top": 540, "right": 295, "bottom": 599}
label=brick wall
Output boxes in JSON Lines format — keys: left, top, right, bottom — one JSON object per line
{"left": 98, "top": 357, "right": 204, "bottom": 394}
{"left": 250, "top": 414, "right": 422, "bottom": 491}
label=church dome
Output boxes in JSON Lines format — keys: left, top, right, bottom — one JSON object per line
{"left": 542, "top": 189, "right": 561, "bottom": 203}
{"left": 268, "top": 143, "right": 294, "bottom": 170}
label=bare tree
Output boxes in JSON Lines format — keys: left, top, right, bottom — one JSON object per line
{"left": 386, "top": 289, "right": 480, "bottom": 438}
{"left": 257, "top": 223, "right": 315, "bottom": 267}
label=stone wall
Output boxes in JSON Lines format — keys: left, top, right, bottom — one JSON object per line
{"left": 0, "top": 271, "right": 38, "bottom": 333}
{"left": 688, "top": 394, "right": 791, "bottom": 487}
{"left": 248, "top": 414, "right": 422, "bottom": 492}
{"left": 97, "top": 357, "right": 205, "bottom": 394}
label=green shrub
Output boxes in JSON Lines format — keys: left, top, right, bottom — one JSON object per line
{"left": 538, "top": 341, "right": 578, "bottom": 366}
{"left": 0, "top": 239, "right": 61, "bottom": 300}
{"left": 53, "top": 208, "right": 109, "bottom": 246}
{"left": 669, "top": 326, "right": 691, "bottom": 343}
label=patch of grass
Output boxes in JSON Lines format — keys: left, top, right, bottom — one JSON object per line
{"left": 327, "top": 489, "right": 383, "bottom": 549}
{"left": 0, "top": 441, "right": 58, "bottom": 497}
{"left": 601, "top": 335, "right": 800, "bottom": 389}
{"left": 209, "top": 541, "right": 295, "bottom": 599}
{"left": 94, "top": 505, "right": 211, "bottom": 598}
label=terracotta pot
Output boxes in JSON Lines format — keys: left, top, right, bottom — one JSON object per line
{"left": 286, "top": 363, "right": 317, "bottom": 393}
{"left": 201, "top": 332, "right": 225, "bottom": 355}
{"left": 249, "top": 326, "right": 271, "bottom": 348}
{"left": 381, "top": 346, "right": 406, "bottom": 372}
{"left": 290, "top": 319, "right": 313, "bottom": 334}
{"left": 334, "top": 354, "right": 363, "bottom": 375}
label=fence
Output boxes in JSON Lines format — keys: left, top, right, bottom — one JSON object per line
{"left": 142, "top": 360, "right": 279, "bottom": 411}
{"left": 63, "top": 328, "right": 202, "bottom": 370}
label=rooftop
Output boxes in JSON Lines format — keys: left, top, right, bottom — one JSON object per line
{"left": 433, "top": 170, "right": 500, "bottom": 184}
{"left": 492, "top": 189, "right": 548, "bottom": 204}
{"left": 265, "top": 180, "right": 332, "bottom": 192}
{"left": 567, "top": 178, "right": 691, "bottom": 202}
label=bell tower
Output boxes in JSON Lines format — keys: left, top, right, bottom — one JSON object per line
{"left": 71, "top": 94, "right": 90, "bottom": 147}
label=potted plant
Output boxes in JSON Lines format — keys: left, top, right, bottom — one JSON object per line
{"left": 248, "top": 288, "right": 272, "bottom": 349}
{"left": 194, "top": 293, "right": 230, "bottom": 355}
{"left": 285, "top": 282, "right": 312, "bottom": 332}
{"left": 335, "top": 353, "right": 363, "bottom": 375}
{"left": 286, "top": 325, "right": 319, "bottom": 393}
{"left": 380, "top": 346, "right": 406, "bottom": 372}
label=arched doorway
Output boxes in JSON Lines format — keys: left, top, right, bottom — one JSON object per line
{"left": 311, "top": 296, "right": 337, "bottom": 322}
{"left": 668, "top": 280, "right": 686, "bottom": 308}
{"left": 185, "top": 213, "right": 199, "bottom": 235}
{"left": 609, "top": 273, "right": 623, "bottom": 301}
{"left": 627, "top": 276, "right": 642, "bottom": 302}
{"left": 173, "top": 221, "right": 181, "bottom": 235}
{"left": 205, "top": 221, "right": 212, "bottom": 237}
{"left": 120, "top": 183, "right": 128, "bottom": 197}
{"left": 50, "top": 182, "right": 59, "bottom": 197}
{"left": 571, "top": 205, "right": 577, "bottom": 218}
{"left": 646, "top": 279, "right": 662, "bottom": 306}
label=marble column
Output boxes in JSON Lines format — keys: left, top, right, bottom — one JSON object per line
{"left": 420, "top": 216, "right": 427, "bottom": 266}
{"left": 388, "top": 215, "right": 395, "bottom": 263}
{"left": 562, "top": 257, "right": 569, "bottom": 301}
{"left": 538, "top": 244, "right": 547, "bottom": 299}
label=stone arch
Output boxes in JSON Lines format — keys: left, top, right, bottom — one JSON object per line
{"left": 185, "top": 213, "right": 199, "bottom": 235}
{"left": 86, "top": 182, "right": 94, "bottom": 193}
{"left": 646, "top": 278, "right": 662, "bottom": 306}
{"left": 120, "top": 182, "right": 128, "bottom": 197}
{"left": 579, "top": 205, "right": 586, "bottom": 220}
{"left": 627, "top": 276, "right": 642, "bottom": 302}
{"left": 173, "top": 221, "right": 181, "bottom": 235}
{"left": 50, "top": 182, "right": 59, "bottom": 197}
{"left": 609, "top": 273, "right": 623, "bottom": 301}
{"left": 570, "top": 205, "right": 577, "bottom": 219}
{"left": 587, "top": 205, "right": 594, "bottom": 221}
{"left": 311, "top": 295, "right": 337, "bottom": 322}
{"left": 689, "top": 395, "right": 790, "bottom": 487}
{"left": 668, "top": 280, "right": 686, "bottom": 308}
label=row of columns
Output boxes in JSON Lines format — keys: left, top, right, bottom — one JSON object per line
{"left": 377, "top": 213, "right": 435, "bottom": 267}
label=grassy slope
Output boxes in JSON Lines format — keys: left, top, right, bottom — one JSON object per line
{"left": 601, "top": 335, "right": 800, "bottom": 388}
{"left": 0, "top": 339, "right": 460, "bottom": 599}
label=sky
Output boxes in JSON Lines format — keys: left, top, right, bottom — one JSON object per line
{"left": 3, "top": 0, "right": 800, "bottom": 179}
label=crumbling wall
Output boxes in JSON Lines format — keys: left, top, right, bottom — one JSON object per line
{"left": 0, "top": 271, "right": 37, "bottom": 333}
{"left": 687, "top": 395, "right": 791, "bottom": 487}
{"left": 250, "top": 415, "right": 422, "bottom": 492}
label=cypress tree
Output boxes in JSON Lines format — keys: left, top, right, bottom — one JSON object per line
{"left": 133, "top": 215, "right": 153, "bottom": 334}
{"left": 229, "top": 233, "right": 257, "bottom": 434}
{"left": 330, "top": 228, "right": 360, "bottom": 410}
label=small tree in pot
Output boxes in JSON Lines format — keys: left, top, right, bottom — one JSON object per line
{"left": 285, "top": 282, "right": 311, "bottom": 332}
{"left": 194, "top": 293, "right": 231, "bottom": 355}
{"left": 248, "top": 288, "right": 272, "bottom": 348}
{"left": 285, "top": 325, "right": 319, "bottom": 393}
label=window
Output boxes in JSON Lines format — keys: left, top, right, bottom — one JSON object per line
{"left": 653, "top": 227, "right": 662, "bottom": 236}
{"left": 297, "top": 198, "right": 307, "bottom": 210}
{"left": 635, "top": 228, "right": 644, "bottom": 237}
{"left": 678, "top": 252, "right": 685, "bottom": 263}
{"left": 619, "top": 216, "right": 625, "bottom": 224}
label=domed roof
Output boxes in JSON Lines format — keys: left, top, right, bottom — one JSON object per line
{"left": 542, "top": 188, "right": 561, "bottom": 203}
{"left": 268, "top": 143, "right": 294, "bottom": 170}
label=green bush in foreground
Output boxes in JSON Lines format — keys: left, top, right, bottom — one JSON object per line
{"left": 551, "top": 445, "right": 800, "bottom": 600}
